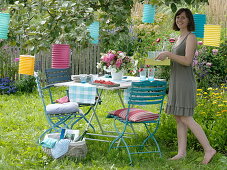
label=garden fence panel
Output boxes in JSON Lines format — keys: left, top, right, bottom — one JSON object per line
{"left": 35, "top": 50, "right": 52, "bottom": 73}
{"left": 2, "top": 45, "right": 100, "bottom": 80}
{"left": 71, "top": 44, "right": 100, "bottom": 75}
{"left": 0, "top": 46, "right": 20, "bottom": 80}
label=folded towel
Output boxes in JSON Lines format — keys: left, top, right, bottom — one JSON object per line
{"left": 51, "top": 139, "right": 71, "bottom": 159}
{"left": 41, "top": 138, "right": 58, "bottom": 149}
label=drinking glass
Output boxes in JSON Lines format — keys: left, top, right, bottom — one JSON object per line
{"left": 148, "top": 68, "right": 155, "bottom": 81}
{"left": 139, "top": 69, "right": 146, "bottom": 81}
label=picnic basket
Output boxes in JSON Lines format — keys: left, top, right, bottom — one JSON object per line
{"left": 42, "top": 133, "right": 87, "bottom": 158}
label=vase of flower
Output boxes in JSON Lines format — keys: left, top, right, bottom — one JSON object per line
{"left": 111, "top": 69, "right": 124, "bottom": 81}
{"left": 96, "top": 50, "right": 138, "bottom": 78}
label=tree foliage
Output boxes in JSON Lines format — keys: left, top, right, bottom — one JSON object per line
{"left": 1, "top": 0, "right": 209, "bottom": 54}
{"left": 6, "top": 0, "right": 95, "bottom": 54}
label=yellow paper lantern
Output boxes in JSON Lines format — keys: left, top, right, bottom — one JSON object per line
{"left": 19, "top": 55, "right": 35, "bottom": 75}
{"left": 204, "top": 25, "right": 221, "bottom": 47}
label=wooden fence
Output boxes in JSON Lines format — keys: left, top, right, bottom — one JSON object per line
{"left": 0, "top": 46, "right": 20, "bottom": 80}
{"left": 35, "top": 44, "right": 100, "bottom": 75}
{"left": 1, "top": 44, "right": 101, "bottom": 79}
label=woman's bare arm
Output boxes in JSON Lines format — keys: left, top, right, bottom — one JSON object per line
{"left": 156, "top": 34, "right": 197, "bottom": 66}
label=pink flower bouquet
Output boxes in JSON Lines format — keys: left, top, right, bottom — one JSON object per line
{"left": 97, "top": 50, "right": 138, "bottom": 74}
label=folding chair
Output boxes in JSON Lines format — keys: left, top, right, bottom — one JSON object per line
{"left": 34, "top": 72, "right": 91, "bottom": 143}
{"left": 45, "top": 68, "right": 71, "bottom": 104}
{"left": 45, "top": 68, "right": 102, "bottom": 112}
{"left": 107, "top": 80, "right": 167, "bottom": 165}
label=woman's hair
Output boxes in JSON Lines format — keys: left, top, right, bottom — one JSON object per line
{"left": 172, "top": 8, "right": 195, "bottom": 31}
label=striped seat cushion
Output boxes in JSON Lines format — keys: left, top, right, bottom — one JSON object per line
{"left": 109, "top": 108, "right": 159, "bottom": 122}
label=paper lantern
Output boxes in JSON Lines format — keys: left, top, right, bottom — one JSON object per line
{"left": 19, "top": 55, "right": 35, "bottom": 75}
{"left": 204, "top": 25, "right": 221, "bottom": 47}
{"left": 88, "top": 21, "right": 99, "bottom": 44}
{"left": 0, "top": 13, "right": 10, "bottom": 39}
{"left": 142, "top": 4, "right": 155, "bottom": 23}
{"left": 193, "top": 14, "right": 206, "bottom": 38}
{"left": 51, "top": 44, "right": 70, "bottom": 69}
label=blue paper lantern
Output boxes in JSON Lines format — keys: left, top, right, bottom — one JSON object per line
{"left": 0, "top": 13, "right": 10, "bottom": 39}
{"left": 142, "top": 4, "right": 155, "bottom": 23}
{"left": 88, "top": 21, "right": 99, "bottom": 44}
{"left": 193, "top": 14, "right": 206, "bottom": 38}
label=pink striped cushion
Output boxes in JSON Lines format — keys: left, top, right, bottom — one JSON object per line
{"left": 109, "top": 108, "right": 159, "bottom": 122}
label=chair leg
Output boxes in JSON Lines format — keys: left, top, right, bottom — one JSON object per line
{"left": 109, "top": 121, "right": 133, "bottom": 165}
{"left": 70, "top": 116, "right": 95, "bottom": 131}
{"left": 141, "top": 123, "right": 162, "bottom": 157}
{"left": 109, "top": 135, "right": 133, "bottom": 165}
{"left": 93, "top": 109, "right": 104, "bottom": 133}
{"left": 37, "top": 127, "right": 53, "bottom": 144}
{"left": 150, "top": 135, "right": 162, "bottom": 158}
{"left": 37, "top": 120, "right": 65, "bottom": 144}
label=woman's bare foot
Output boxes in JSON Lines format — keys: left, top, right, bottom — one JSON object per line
{"left": 201, "top": 149, "right": 216, "bottom": 164}
{"left": 168, "top": 153, "right": 186, "bottom": 160}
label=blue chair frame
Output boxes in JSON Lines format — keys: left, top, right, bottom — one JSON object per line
{"left": 44, "top": 68, "right": 100, "bottom": 134}
{"left": 108, "top": 80, "right": 167, "bottom": 165}
{"left": 34, "top": 72, "right": 91, "bottom": 143}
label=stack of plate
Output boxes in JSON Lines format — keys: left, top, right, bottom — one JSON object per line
{"left": 71, "top": 75, "right": 80, "bottom": 82}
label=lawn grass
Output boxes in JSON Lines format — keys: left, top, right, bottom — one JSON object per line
{"left": 0, "top": 88, "right": 226, "bottom": 169}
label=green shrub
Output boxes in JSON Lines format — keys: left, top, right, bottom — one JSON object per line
{"left": 193, "top": 43, "right": 227, "bottom": 90}
{"left": 194, "top": 85, "right": 227, "bottom": 153}
{"left": 15, "top": 75, "right": 36, "bottom": 93}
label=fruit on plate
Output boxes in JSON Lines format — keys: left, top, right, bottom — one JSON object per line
{"left": 93, "top": 80, "right": 117, "bottom": 85}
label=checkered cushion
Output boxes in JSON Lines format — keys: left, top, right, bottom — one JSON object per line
{"left": 108, "top": 108, "right": 159, "bottom": 122}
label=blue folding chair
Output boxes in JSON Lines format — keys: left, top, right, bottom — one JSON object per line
{"left": 34, "top": 72, "right": 91, "bottom": 143}
{"left": 45, "top": 68, "right": 101, "bottom": 116}
{"left": 45, "top": 68, "right": 102, "bottom": 134}
{"left": 107, "top": 80, "right": 167, "bottom": 165}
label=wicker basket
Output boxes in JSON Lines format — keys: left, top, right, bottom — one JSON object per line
{"left": 42, "top": 133, "right": 87, "bottom": 158}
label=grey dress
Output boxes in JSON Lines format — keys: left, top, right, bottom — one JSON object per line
{"left": 165, "top": 33, "right": 197, "bottom": 116}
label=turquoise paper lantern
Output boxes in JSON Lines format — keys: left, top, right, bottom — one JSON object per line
{"left": 142, "top": 4, "right": 155, "bottom": 23}
{"left": 193, "top": 14, "right": 206, "bottom": 38}
{"left": 88, "top": 21, "right": 99, "bottom": 44}
{"left": 0, "top": 13, "right": 10, "bottom": 39}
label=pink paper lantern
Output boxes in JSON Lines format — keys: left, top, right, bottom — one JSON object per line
{"left": 51, "top": 44, "right": 70, "bottom": 68}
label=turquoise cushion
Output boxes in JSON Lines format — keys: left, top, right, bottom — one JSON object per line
{"left": 46, "top": 102, "right": 79, "bottom": 114}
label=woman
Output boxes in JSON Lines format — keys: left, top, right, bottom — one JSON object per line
{"left": 156, "top": 8, "right": 216, "bottom": 164}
